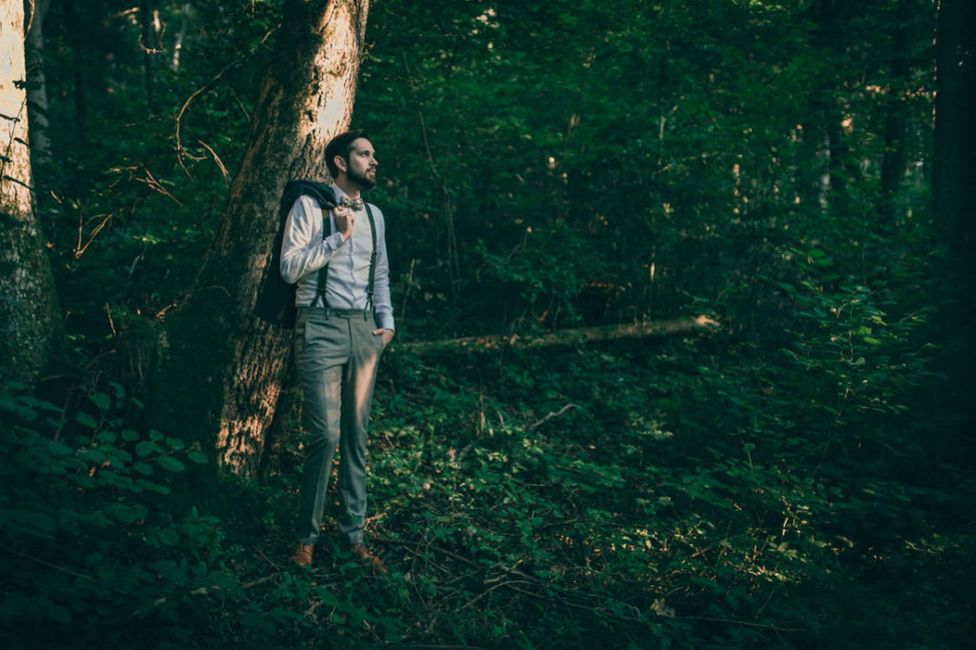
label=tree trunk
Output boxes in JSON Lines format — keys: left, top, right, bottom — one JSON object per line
{"left": 141, "top": 0, "right": 159, "bottom": 108}
{"left": 933, "top": 0, "right": 976, "bottom": 460}
{"left": 62, "top": 0, "right": 87, "bottom": 131}
{"left": 0, "top": 0, "right": 63, "bottom": 383}
{"left": 159, "top": 0, "right": 369, "bottom": 478}
{"left": 879, "top": 0, "right": 913, "bottom": 226}
{"left": 170, "top": 3, "right": 191, "bottom": 71}
{"left": 25, "top": 0, "right": 51, "bottom": 166}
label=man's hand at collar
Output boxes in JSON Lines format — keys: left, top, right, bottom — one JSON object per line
{"left": 334, "top": 205, "right": 355, "bottom": 241}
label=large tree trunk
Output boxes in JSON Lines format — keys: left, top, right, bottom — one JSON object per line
{"left": 933, "top": 0, "right": 976, "bottom": 460}
{"left": 159, "top": 0, "right": 369, "bottom": 478}
{"left": 0, "top": 0, "right": 63, "bottom": 383}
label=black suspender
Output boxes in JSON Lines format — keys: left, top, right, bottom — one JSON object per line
{"left": 309, "top": 199, "right": 378, "bottom": 315}
{"left": 364, "top": 202, "right": 377, "bottom": 312}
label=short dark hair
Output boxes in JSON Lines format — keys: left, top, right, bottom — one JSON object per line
{"left": 325, "top": 129, "right": 369, "bottom": 178}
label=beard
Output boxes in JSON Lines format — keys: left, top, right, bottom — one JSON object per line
{"left": 348, "top": 167, "right": 376, "bottom": 190}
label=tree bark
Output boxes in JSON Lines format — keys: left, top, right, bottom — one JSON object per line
{"left": 159, "top": 0, "right": 369, "bottom": 478}
{"left": 933, "top": 0, "right": 976, "bottom": 458}
{"left": 0, "top": 0, "right": 63, "bottom": 383}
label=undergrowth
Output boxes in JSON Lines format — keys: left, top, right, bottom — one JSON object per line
{"left": 2, "top": 297, "right": 973, "bottom": 648}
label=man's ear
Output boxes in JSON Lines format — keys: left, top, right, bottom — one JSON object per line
{"left": 333, "top": 155, "right": 348, "bottom": 174}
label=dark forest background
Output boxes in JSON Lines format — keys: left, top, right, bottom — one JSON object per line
{"left": 1, "top": 0, "right": 974, "bottom": 647}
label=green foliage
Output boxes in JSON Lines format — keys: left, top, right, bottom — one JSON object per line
{"left": 0, "top": 381, "right": 228, "bottom": 646}
{"left": 8, "top": 0, "right": 971, "bottom": 647}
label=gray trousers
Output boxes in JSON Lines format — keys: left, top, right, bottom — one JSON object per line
{"left": 294, "top": 306, "right": 386, "bottom": 545}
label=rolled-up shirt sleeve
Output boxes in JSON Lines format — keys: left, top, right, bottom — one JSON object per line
{"left": 279, "top": 195, "right": 347, "bottom": 285}
{"left": 371, "top": 207, "right": 395, "bottom": 331}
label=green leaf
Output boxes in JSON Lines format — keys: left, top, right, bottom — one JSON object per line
{"left": 104, "top": 502, "right": 148, "bottom": 523}
{"left": 90, "top": 392, "right": 112, "bottom": 410}
{"left": 122, "top": 429, "right": 140, "bottom": 442}
{"left": 157, "top": 456, "right": 186, "bottom": 473}
{"left": 188, "top": 451, "right": 209, "bottom": 464}
{"left": 109, "top": 381, "right": 126, "bottom": 399}
{"left": 76, "top": 412, "right": 98, "bottom": 429}
{"left": 132, "top": 461, "right": 154, "bottom": 475}
{"left": 97, "top": 431, "right": 118, "bottom": 444}
{"left": 135, "top": 441, "right": 156, "bottom": 458}
{"left": 47, "top": 440, "right": 74, "bottom": 457}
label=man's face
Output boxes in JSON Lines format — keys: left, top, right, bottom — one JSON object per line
{"left": 339, "top": 137, "right": 377, "bottom": 190}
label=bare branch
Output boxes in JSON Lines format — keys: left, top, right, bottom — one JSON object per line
{"left": 528, "top": 403, "right": 578, "bottom": 431}
{"left": 174, "top": 25, "right": 278, "bottom": 174}
{"left": 198, "top": 140, "right": 230, "bottom": 187}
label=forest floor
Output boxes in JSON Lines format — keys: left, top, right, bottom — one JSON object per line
{"left": 3, "top": 335, "right": 974, "bottom": 648}
{"left": 210, "top": 335, "right": 976, "bottom": 649}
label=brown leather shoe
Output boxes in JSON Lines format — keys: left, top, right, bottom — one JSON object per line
{"left": 290, "top": 543, "right": 314, "bottom": 568}
{"left": 350, "top": 543, "right": 388, "bottom": 575}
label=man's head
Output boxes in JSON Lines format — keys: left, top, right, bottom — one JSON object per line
{"left": 326, "top": 130, "right": 377, "bottom": 190}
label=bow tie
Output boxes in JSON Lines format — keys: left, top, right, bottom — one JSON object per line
{"left": 339, "top": 196, "right": 364, "bottom": 211}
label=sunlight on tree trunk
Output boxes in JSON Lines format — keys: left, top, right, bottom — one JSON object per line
{"left": 0, "top": 0, "right": 63, "bottom": 383}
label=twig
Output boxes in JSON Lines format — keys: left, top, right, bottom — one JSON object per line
{"left": 74, "top": 212, "right": 113, "bottom": 259}
{"left": 373, "top": 536, "right": 481, "bottom": 569}
{"left": 154, "top": 285, "right": 232, "bottom": 319}
{"left": 670, "top": 613, "right": 808, "bottom": 633}
{"left": 104, "top": 303, "right": 116, "bottom": 337}
{"left": 0, "top": 544, "right": 107, "bottom": 588}
{"left": 241, "top": 574, "right": 277, "bottom": 589}
{"left": 2, "top": 174, "right": 34, "bottom": 192}
{"left": 528, "top": 403, "right": 578, "bottom": 431}
{"left": 402, "top": 645, "right": 487, "bottom": 650}
{"left": 174, "top": 25, "right": 278, "bottom": 174}
{"left": 198, "top": 140, "right": 230, "bottom": 187}
{"left": 135, "top": 166, "right": 182, "bottom": 206}
{"left": 459, "top": 579, "right": 533, "bottom": 611}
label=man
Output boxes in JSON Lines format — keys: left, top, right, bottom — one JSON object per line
{"left": 280, "top": 130, "right": 394, "bottom": 573}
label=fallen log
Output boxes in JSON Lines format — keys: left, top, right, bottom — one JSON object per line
{"left": 399, "top": 315, "right": 720, "bottom": 354}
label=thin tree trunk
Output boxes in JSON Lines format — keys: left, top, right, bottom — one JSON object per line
{"left": 0, "top": 0, "right": 63, "bottom": 383}
{"left": 933, "top": 0, "right": 976, "bottom": 460}
{"left": 879, "top": 0, "right": 913, "bottom": 226}
{"left": 25, "top": 0, "right": 51, "bottom": 166}
{"left": 141, "top": 0, "right": 159, "bottom": 108}
{"left": 170, "top": 3, "right": 191, "bottom": 71}
{"left": 62, "top": 0, "right": 87, "bottom": 131}
{"left": 158, "top": 0, "right": 370, "bottom": 478}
